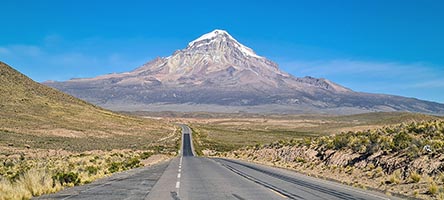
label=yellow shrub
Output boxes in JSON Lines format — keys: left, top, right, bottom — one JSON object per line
{"left": 409, "top": 171, "right": 421, "bottom": 183}
{"left": 429, "top": 181, "right": 438, "bottom": 195}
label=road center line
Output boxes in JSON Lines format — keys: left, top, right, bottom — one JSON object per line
{"left": 176, "top": 181, "right": 180, "bottom": 189}
{"left": 269, "top": 188, "right": 288, "bottom": 199}
{"left": 177, "top": 173, "right": 181, "bottom": 178}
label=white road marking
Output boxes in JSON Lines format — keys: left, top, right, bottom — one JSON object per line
{"left": 176, "top": 181, "right": 180, "bottom": 188}
{"left": 176, "top": 156, "right": 183, "bottom": 197}
{"left": 269, "top": 188, "right": 288, "bottom": 199}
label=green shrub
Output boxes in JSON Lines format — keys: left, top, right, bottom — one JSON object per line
{"left": 53, "top": 172, "right": 80, "bottom": 186}
{"left": 393, "top": 131, "right": 412, "bottom": 151}
{"left": 294, "top": 157, "right": 306, "bottom": 163}
{"left": 108, "top": 162, "right": 121, "bottom": 173}
{"left": 124, "top": 158, "right": 140, "bottom": 169}
{"left": 86, "top": 166, "right": 98, "bottom": 175}
{"left": 140, "top": 152, "right": 153, "bottom": 159}
{"left": 333, "top": 134, "right": 349, "bottom": 150}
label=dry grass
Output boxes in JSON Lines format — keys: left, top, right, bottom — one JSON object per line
{"left": 409, "top": 171, "right": 421, "bottom": 183}
{"left": 387, "top": 169, "right": 402, "bottom": 185}
{"left": 0, "top": 149, "right": 168, "bottom": 199}
{"left": 0, "top": 61, "right": 178, "bottom": 150}
{"left": 429, "top": 181, "right": 439, "bottom": 195}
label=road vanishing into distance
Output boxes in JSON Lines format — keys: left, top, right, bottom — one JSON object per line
{"left": 37, "top": 125, "right": 399, "bottom": 200}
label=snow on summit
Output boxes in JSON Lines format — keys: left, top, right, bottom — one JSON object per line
{"left": 187, "top": 29, "right": 230, "bottom": 46}
{"left": 188, "top": 29, "right": 263, "bottom": 59}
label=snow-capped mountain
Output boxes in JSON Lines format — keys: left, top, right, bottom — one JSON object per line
{"left": 45, "top": 30, "right": 444, "bottom": 114}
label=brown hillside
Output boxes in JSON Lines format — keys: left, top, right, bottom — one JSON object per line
{"left": 0, "top": 61, "right": 176, "bottom": 151}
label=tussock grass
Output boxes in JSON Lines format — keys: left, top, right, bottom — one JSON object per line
{"left": 0, "top": 150, "right": 157, "bottom": 199}
{"left": 409, "top": 171, "right": 421, "bottom": 183}
{"left": 429, "top": 181, "right": 439, "bottom": 195}
{"left": 387, "top": 170, "right": 402, "bottom": 185}
{"left": 0, "top": 169, "right": 61, "bottom": 199}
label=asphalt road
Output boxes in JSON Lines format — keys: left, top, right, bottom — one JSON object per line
{"left": 147, "top": 125, "right": 399, "bottom": 200}
{"left": 37, "top": 125, "right": 401, "bottom": 200}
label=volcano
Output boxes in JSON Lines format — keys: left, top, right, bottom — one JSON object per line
{"left": 45, "top": 30, "right": 444, "bottom": 115}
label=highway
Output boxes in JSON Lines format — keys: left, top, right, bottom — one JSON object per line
{"left": 37, "top": 125, "right": 400, "bottom": 200}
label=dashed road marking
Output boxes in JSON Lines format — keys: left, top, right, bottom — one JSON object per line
{"left": 269, "top": 188, "right": 288, "bottom": 199}
{"left": 176, "top": 181, "right": 180, "bottom": 189}
{"left": 175, "top": 156, "right": 183, "bottom": 197}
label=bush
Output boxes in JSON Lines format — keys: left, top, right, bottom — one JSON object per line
{"left": 438, "top": 193, "right": 444, "bottom": 200}
{"left": 124, "top": 158, "right": 140, "bottom": 169}
{"left": 372, "top": 167, "right": 384, "bottom": 178}
{"left": 140, "top": 152, "right": 153, "bottom": 159}
{"left": 53, "top": 172, "right": 80, "bottom": 186}
{"left": 428, "top": 181, "right": 438, "bottom": 195}
{"left": 17, "top": 169, "right": 57, "bottom": 196}
{"left": 86, "top": 166, "right": 98, "bottom": 175}
{"left": 0, "top": 177, "right": 32, "bottom": 200}
{"left": 294, "top": 157, "right": 306, "bottom": 163}
{"left": 333, "top": 134, "right": 350, "bottom": 150}
{"left": 409, "top": 171, "right": 421, "bottom": 183}
{"left": 108, "top": 162, "right": 121, "bottom": 173}
{"left": 386, "top": 169, "right": 401, "bottom": 184}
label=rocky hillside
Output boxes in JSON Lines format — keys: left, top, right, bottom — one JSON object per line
{"left": 223, "top": 120, "right": 444, "bottom": 199}
{"left": 45, "top": 30, "right": 444, "bottom": 115}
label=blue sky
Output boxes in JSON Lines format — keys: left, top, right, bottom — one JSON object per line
{"left": 1, "top": 0, "right": 443, "bottom": 103}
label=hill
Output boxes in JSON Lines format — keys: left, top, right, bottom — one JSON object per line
{"left": 0, "top": 61, "right": 177, "bottom": 151}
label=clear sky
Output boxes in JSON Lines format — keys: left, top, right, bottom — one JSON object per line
{"left": 1, "top": 0, "right": 443, "bottom": 103}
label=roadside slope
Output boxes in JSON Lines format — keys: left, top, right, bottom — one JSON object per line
{"left": 224, "top": 119, "right": 444, "bottom": 199}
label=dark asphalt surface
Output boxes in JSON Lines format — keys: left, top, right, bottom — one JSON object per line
{"left": 37, "top": 125, "right": 401, "bottom": 200}
{"left": 181, "top": 125, "right": 194, "bottom": 157}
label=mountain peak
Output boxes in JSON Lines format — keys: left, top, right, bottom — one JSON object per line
{"left": 187, "top": 29, "right": 262, "bottom": 59}
{"left": 188, "top": 29, "right": 231, "bottom": 46}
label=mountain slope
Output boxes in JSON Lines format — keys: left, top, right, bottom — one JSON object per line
{"left": 0, "top": 61, "right": 175, "bottom": 149}
{"left": 45, "top": 30, "right": 444, "bottom": 115}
